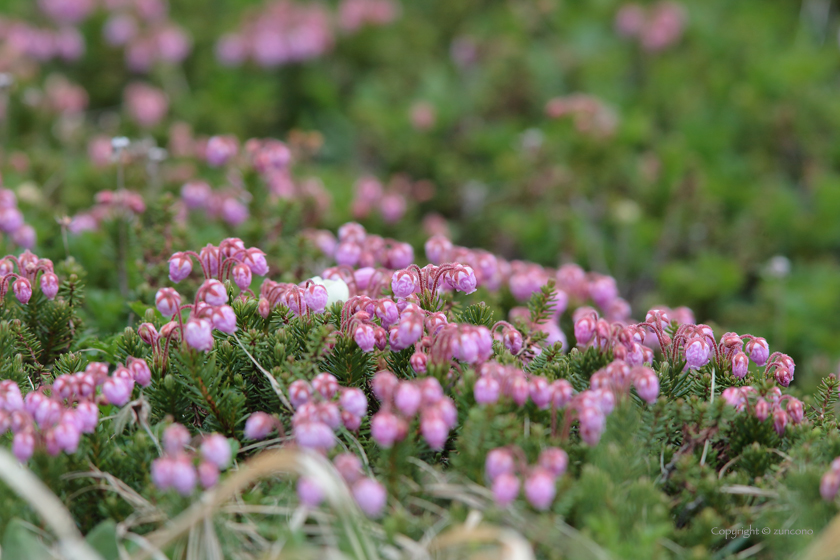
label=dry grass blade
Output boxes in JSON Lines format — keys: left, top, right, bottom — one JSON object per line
{"left": 129, "top": 448, "right": 379, "bottom": 560}
{"left": 801, "top": 513, "right": 840, "bottom": 560}
{"left": 427, "top": 524, "right": 534, "bottom": 560}
{"left": 233, "top": 333, "right": 294, "bottom": 412}
{"left": 0, "top": 448, "right": 105, "bottom": 560}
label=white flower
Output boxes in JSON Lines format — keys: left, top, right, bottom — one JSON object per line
{"left": 308, "top": 276, "right": 349, "bottom": 306}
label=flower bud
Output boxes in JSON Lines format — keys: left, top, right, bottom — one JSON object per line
{"left": 171, "top": 456, "right": 198, "bottom": 496}
{"left": 524, "top": 468, "right": 556, "bottom": 510}
{"left": 12, "top": 431, "right": 35, "bottom": 462}
{"left": 54, "top": 420, "right": 81, "bottom": 454}
{"left": 774, "top": 367, "right": 792, "bottom": 387}
{"left": 395, "top": 382, "right": 422, "bottom": 417}
{"left": 293, "top": 421, "right": 335, "bottom": 450}
{"left": 492, "top": 472, "right": 520, "bottom": 507}
{"left": 632, "top": 367, "right": 659, "bottom": 404}
{"left": 339, "top": 388, "right": 367, "bottom": 417}
{"left": 474, "top": 375, "right": 500, "bottom": 404}
{"left": 449, "top": 265, "right": 477, "bottom": 294}
{"left": 0, "top": 380, "right": 24, "bottom": 412}
{"left": 731, "top": 352, "right": 749, "bottom": 379}
{"left": 102, "top": 376, "right": 132, "bottom": 406}
{"left": 549, "top": 379, "right": 574, "bottom": 408}
{"left": 155, "top": 287, "right": 181, "bottom": 317}
{"left": 754, "top": 398, "right": 770, "bottom": 422}
{"left": 773, "top": 408, "right": 788, "bottom": 435}
{"left": 370, "top": 411, "right": 405, "bottom": 448}
{"left": 375, "top": 298, "right": 400, "bottom": 328}
{"left": 424, "top": 235, "right": 452, "bottom": 264}
{"left": 333, "top": 453, "right": 363, "bottom": 483}
{"left": 244, "top": 412, "right": 275, "bottom": 440}
{"left": 75, "top": 401, "right": 98, "bottom": 433}
{"left": 127, "top": 357, "right": 152, "bottom": 387}
{"left": 168, "top": 252, "right": 192, "bottom": 282}
{"left": 528, "top": 376, "right": 551, "bottom": 409}
{"left": 391, "top": 269, "right": 419, "bottom": 298}
{"left": 13, "top": 278, "right": 32, "bottom": 304}
{"left": 574, "top": 316, "right": 596, "bottom": 345}
{"left": 232, "top": 264, "right": 252, "bottom": 290}
{"left": 822, "top": 469, "right": 840, "bottom": 501}
{"left": 745, "top": 337, "right": 769, "bottom": 366}
{"left": 163, "top": 423, "right": 190, "bottom": 454}
{"left": 509, "top": 375, "right": 530, "bottom": 406}
{"left": 420, "top": 412, "right": 449, "bottom": 450}
{"left": 205, "top": 135, "right": 238, "bottom": 166}
{"left": 352, "top": 478, "right": 387, "bottom": 517}
{"left": 539, "top": 448, "right": 568, "bottom": 477}
{"left": 201, "top": 434, "right": 231, "bottom": 469}
{"left": 258, "top": 297, "right": 271, "bottom": 318}
{"left": 684, "top": 338, "right": 710, "bottom": 370}
{"left": 312, "top": 373, "right": 339, "bottom": 400}
{"left": 210, "top": 305, "right": 238, "bottom": 334}
{"left": 503, "top": 327, "right": 523, "bottom": 354}
{"left": 200, "top": 279, "right": 228, "bottom": 306}
{"left": 485, "top": 448, "right": 515, "bottom": 482}
{"left": 304, "top": 284, "right": 328, "bottom": 314}
{"left": 371, "top": 370, "right": 399, "bottom": 402}
{"left": 787, "top": 398, "right": 804, "bottom": 424}
{"left": 297, "top": 477, "right": 324, "bottom": 507}
{"left": 289, "top": 380, "right": 313, "bottom": 409}
{"left": 40, "top": 272, "right": 59, "bottom": 300}
{"left": 354, "top": 323, "right": 376, "bottom": 352}
{"left": 138, "top": 322, "right": 159, "bottom": 345}
{"left": 184, "top": 318, "right": 214, "bottom": 351}
{"left": 198, "top": 461, "right": 220, "bottom": 489}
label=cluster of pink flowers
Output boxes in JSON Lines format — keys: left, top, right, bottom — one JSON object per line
{"left": 69, "top": 188, "right": 146, "bottom": 233}
{"left": 0, "top": 249, "right": 60, "bottom": 304}
{"left": 0, "top": 357, "right": 150, "bottom": 462}
{"left": 287, "top": 373, "right": 368, "bottom": 450}
{"left": 544, "top": 94, "right": 619, "bottom": 139}
{"left": 423, "top": 232, "right": 630, "bottom": 321}
{"left": 215, "top": 1, "right": 333, "bottom": 68}
{"left": 257, "top": 278, "right": 329, "bottom": 318}
{"left": 138, "top": 239, "right": 269, "bottom": 354}
{"left": 216, "top": 0, "right": 398, "bottom": 68}
{"left": 181, "top": 179, "right": 249, "bottom": 228}
{"left": 369, "top": 371, "right": 457, "bottom": 451}
{"left": 102, "top": 0, "right": 191, "bottom": 72}
{"left": 317, "top": 222, "right": 414, "bottom": 270}
{"left": 42, "top": 74, "right": 88, "bottom": 116}
{"left": 485, "top": 446, "right": 568, "bottom": 510}
{"left": 297, "top": 452, "right": 387, "bottom": 518}
{"left": 123, "top": 82, "right": 168, "bottom": 128}
{"left": 38, "top": 0, "right": 96, "bottom": 24}
{"left": 0, "top": 17, "right": 85, "bottom": 66}
{"left": 351, "top": 176, "right": 409, "bottom": 224}
{"left": 473, "top": 362, "right": 573, "bottom": 408}
{"left": 821, "top": 458, "right": 840, "bottom": 501}
{"left": 337, "top": 0, "right": 399, "bottom": 32}
{"left": 0, "top": 181, "right": 37, "bottom": 249}
{"left": 151, "top": 423, "right": 232, "bottom": 495}
{"left": 618, "top": 307, "right": 796, "bottom": 386}
{"left": 721, "top": 385, "right": 803, "bottom": 436}
{"left": 178, "top": 135, "right": 301, "bottom": 227}
{"left": 96, "top": 358, "right": 153, "bottom": 406}
{"left": 614, "top": 2, "right": 686, "bottom": 52}
{"left": 0, "top": 378, "right": 95, "bottom": 463}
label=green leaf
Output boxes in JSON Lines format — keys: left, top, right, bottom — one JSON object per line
{"left": 85, "top": 520, "right": 120, "bottom": 560}
{"left": 2, "top": 519, "right": 53, "bottom": 560}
